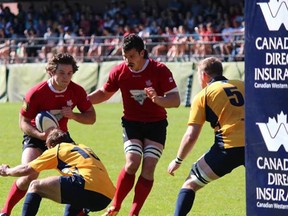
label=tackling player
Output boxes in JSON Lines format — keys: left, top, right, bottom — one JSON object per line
{"left": 0, "top": 128, "right": 115, "bottom": 216}
{"left": 88, "top": 33, "right": 180, "bottom": 216}
{"left": 167, "top": 57, "right": 245, "bottom": 215}
{"left": 0, "top": 53, "right": 96, "bottom": 216}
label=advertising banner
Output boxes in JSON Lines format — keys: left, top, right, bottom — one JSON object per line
{"left": 245, "top": 0, "right": 288, "bottom": 215}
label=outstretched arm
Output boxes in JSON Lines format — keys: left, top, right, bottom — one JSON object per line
{"left": 88, "top": 87, "right": 115, "bottom": 104}
{"left": 0, "top": 164, "right": 37, "bottom": 177}
{"left": 167, "top": 124, "right": 202, "bottom": 176}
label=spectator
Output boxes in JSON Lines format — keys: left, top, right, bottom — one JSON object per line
{"left": 167, "top": 25, "right": 189, "bottom": 61}
{"left": 23, "top": 28, "right": 39, "bottom": 62}
{"left": 194, "top": 23, "right": 214, "bottom": 57}
{"left": 183, "top": 11, "right": 195, "bottom": 33}
{"left": 189, "top": 0, "right": 204, "bottom": 18}
{"left": 205, "top": 22, "right": 222, "bottom": 55}
{"left": 101, "top": 27, "right": 115, "bottom": 56}
{"left": 87, "top": 33, "right": 104, "bottom": 62}
{"left": 0, "top": 0, "right": 244, "bottom": 63}
{"left": 79, "top": 14, "right": 91, "bottom": 36}
{"left": 40, "top": 26, "right": 58, "bottom": 60}
{"left": 63, "top": 26, "right": 76, "bottom": 55}
{"left": 119, "top": 0, "right": 133, "bottom": 19}
{"left": 35, "top": 17, "right": 47, "bottom": 37}
{"left": 103, "top": 15, "right": 115, "bottom": 32}
{"left": 233, "top": 20, "right": 245, "bottom": 61}
{"left": 55, "top": 24, "right": 66, "bottom": 53}
{"left": 151, "top": 26, "right": 172, "bottom": 59}
{"left": 72, "top": 28, "right": 90, "bottom": 62}
{"left": 216, "top": 20, "right": 236, "bottom": 59}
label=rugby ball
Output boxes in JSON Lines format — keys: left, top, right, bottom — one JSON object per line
{"left": 35, "top": 111, "right": 59, "bottom": 132}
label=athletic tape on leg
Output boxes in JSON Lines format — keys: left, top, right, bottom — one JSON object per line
{"left": 143, "top": 145, "right": 162, "bottom": 159}
{"left": 124, "top": 141, "right": 143, "bottom": 156}
{"left": 190, "top": 162, "right": 213, "bottom": 187}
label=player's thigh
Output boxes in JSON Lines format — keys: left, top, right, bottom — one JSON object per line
{"left": 204, "top": 146, "right": 245, "bottom": 177}
{"left": 60, "top": 175, "right": 111, "bottom": 211}
{"left": 197, "top": 156, "right": 219, "bottom": 180}
{"left": 22, "top": 147, "right": 43, "bottom": 164}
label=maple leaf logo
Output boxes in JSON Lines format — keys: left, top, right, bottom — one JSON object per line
{"left": 257, "top": 0, "right": 288, "bottom": 31}
{"left": 256, "top": 111, "right": 288, "bottom": 152}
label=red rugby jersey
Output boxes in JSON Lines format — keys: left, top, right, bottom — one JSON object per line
{"left": 20, "top": 79, "right": 92, "bottom": 132}
{"left": 104, "top": 59, "right": 178, "bottom": 122}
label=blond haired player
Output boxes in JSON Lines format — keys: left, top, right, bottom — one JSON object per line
{"left": 168, "top": 57, "right": 245, "bottom": 215}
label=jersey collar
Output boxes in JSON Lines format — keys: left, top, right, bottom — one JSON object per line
{"left": 48, "top": 78, "right": 67, "bottom": 93}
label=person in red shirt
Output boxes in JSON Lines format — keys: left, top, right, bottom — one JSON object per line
{"left": 88, "top": 34, "right": 180, "bottom": 216}
{"left": 0, "top": 53, "right": 96, "bottom": 216}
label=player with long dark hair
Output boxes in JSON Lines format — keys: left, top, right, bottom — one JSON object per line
{"left": 89, "top": 34, "right": 180, "bottom": 216}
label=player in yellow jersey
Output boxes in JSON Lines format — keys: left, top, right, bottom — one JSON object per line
{"left": 0, "top": 129, "right": 115, "bottom": 216}
{"left": 167, "top": 57, "right": 245, "bottom": 215}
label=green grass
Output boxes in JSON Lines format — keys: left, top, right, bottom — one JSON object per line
{"left": 0, "top": 103, "right": 245, "bottom": 216}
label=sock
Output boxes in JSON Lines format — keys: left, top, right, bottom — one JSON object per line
{"left": 174, "top": 188, "right": 195, "bottom": 216}
{"left": 112, "top": 167, "right": 135, "bottom": 211}
{"left": 21, "top": 193, "right": 42, "bottom": 216}
{"left": 64, "top": 204, "right": 83, "bottom": 216}
{"left": 129, "top": 175, "right": 153, "bottom": 216}
{"left": 1, "top": 181, "right": 27, "bottom": 215}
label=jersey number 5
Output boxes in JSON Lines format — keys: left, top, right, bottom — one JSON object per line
{"left": 224, "top": 87, "right": 244, "bottom": 106}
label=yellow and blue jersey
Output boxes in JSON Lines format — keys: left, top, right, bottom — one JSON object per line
{"left": 188, "top": 76, "right": 245, "bottom": 149}
{"left": 29, "top": 143, "right": 115, "bottom": 199}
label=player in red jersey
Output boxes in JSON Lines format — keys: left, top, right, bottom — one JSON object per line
{"left": 0, "top": 53, "right": 96, "bottom": 216}
{"left": 0, "top": 128, "right": 115, "bottom": 216}
{"left": 88, "top": 34, "right": 180, "bottom": 216}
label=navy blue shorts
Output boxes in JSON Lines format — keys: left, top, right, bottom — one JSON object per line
{"left": 60, "top": 175, "right": 112, "bottom": 212}
{"left": 203, "top": 145, "right": 245, "bottom": 177}
{"left": 121, "top": 117, "right": 168, "bottom": 146}
{"left": 22, "top": 132, "right": 74, "bottom": 152}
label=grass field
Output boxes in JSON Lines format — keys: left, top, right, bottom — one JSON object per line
{"left": 0, "top": 103, "right": 245, "bottom": 216}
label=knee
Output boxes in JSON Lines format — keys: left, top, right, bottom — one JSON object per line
{"left": 17, "top": 172, "right": 39, "bottom": 189}
{"left": 125, "top": 160, "right": 140, "bottom": 174}
{"left": 140, "top": 160, "right": 158, "bottom": 180}
{"left": 182, "top": 177, "right": 202, "bottom": 192}
{"left": 28, "top": 179, "right": 41, "bottom": 193}
{"left": 143, "top": 160, "right": 157, "bottom": 172}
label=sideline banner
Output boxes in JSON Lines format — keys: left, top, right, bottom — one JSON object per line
{"left": 245, "top": 1, "right": 288, "bottom": 215}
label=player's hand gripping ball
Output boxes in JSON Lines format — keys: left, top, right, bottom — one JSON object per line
{"left": 35, "top": 111, "right": 59, "bottom": 132}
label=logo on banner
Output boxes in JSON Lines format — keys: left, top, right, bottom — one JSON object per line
{"left": 257, "top": 0, "right": 288, "bottom": 31}
{"left": 256, "top": 111, "right": 288, "bottom": 152}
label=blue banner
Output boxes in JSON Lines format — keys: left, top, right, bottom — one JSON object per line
{"left": 245, "top": 0, "right": 288, "bottom": 215}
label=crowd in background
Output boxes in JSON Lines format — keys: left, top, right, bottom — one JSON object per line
{"left": 0, "top": 0, "right": 244, "bottom": 64}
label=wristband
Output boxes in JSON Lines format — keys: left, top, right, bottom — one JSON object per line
{"left": 174, "top": 156, "right": 183, "bottom": 164}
